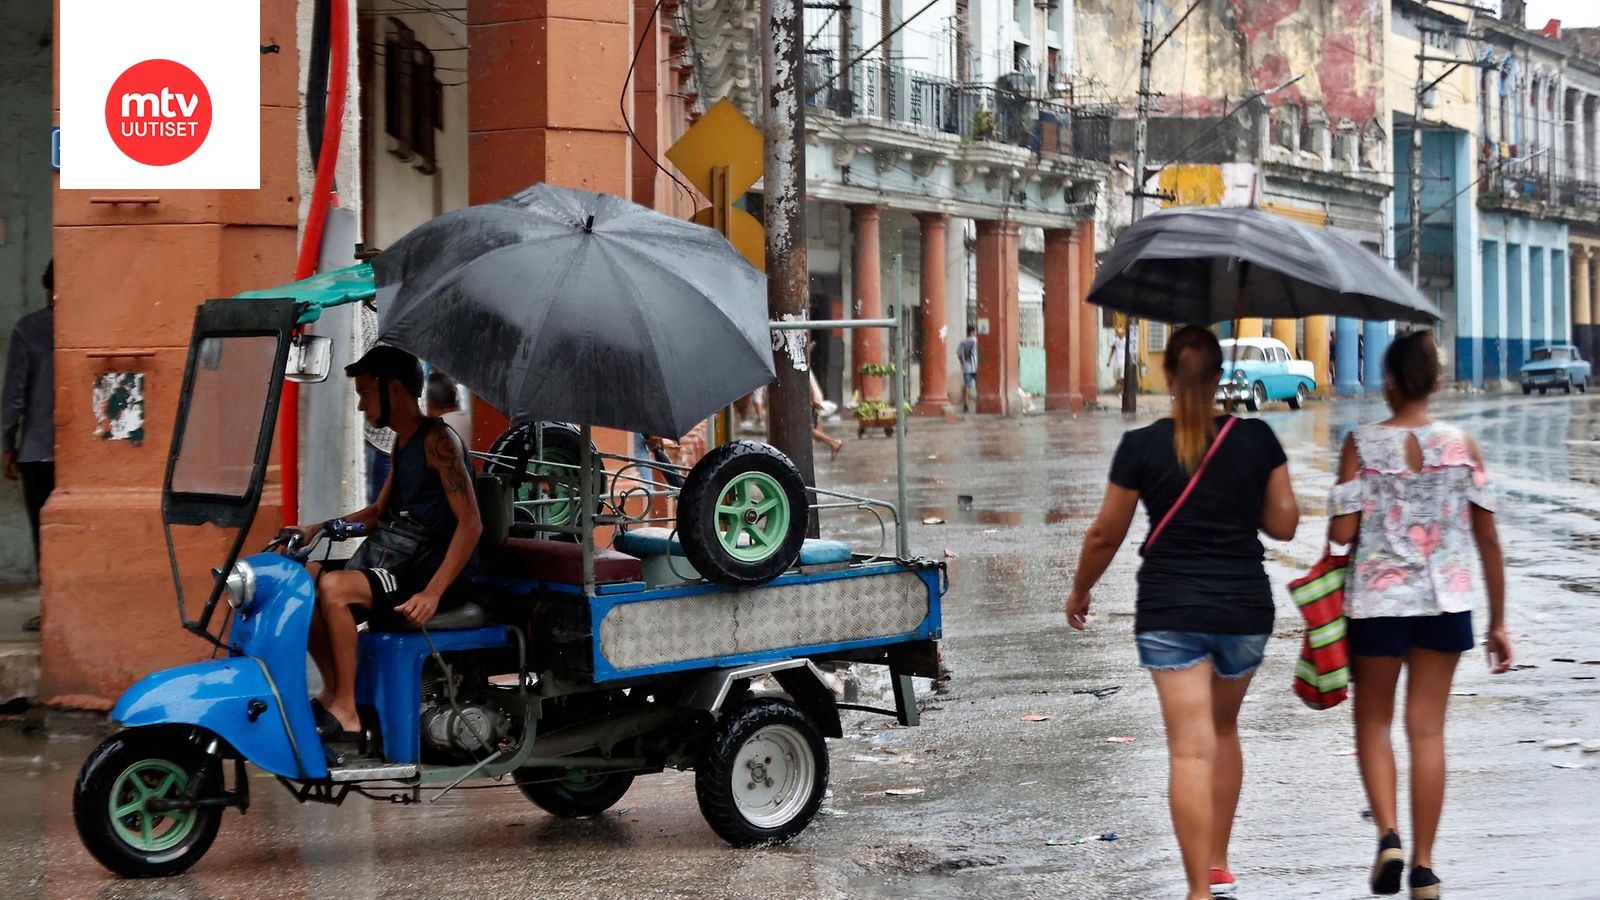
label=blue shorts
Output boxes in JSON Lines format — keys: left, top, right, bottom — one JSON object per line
{"left": 963, "top": 372, "right": 977, "bottom": 389}
{"left": 1348, "top": 611, "right": 1473, "bottom": 657}
{"left": 1135, "top": 630, "right": 1270, "bottom": 679}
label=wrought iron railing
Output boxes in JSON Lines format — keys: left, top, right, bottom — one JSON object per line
{"left": 806, "top": 60, "right": 1111, "bottom": 162}
{"left": 1478, "top": 160, "right": 1600, "bottom": 214}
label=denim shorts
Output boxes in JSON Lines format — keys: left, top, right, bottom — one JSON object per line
{"left": 1135, "top": 630, "right": 1271, "bottom": 679}
{"left": 1347, "top": 611, "right": 1474, "bottom": 657}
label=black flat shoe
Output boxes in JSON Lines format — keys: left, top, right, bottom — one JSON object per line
{"left": 1409, "top": 866, "right": 1440, "bottom": 899}
{"left": 1371, "top": 830, "right": 1404, "bottom": 895}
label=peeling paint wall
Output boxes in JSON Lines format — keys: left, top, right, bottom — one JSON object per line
{"left": 1075, "top": 0, "right": 1390, "bottom": 139}
{"left": 0, "top": 3, "right": 53, "bottom": 582}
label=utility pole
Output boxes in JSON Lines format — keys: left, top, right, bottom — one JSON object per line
{"left": 762, "top": 0, "right": 817, "bottom": 502}
{"left": 1124, "top": 0, "right": 1157, "bottom": 413}
{"left": 1410, "top": 29, "right": 1428, "bottom": 289}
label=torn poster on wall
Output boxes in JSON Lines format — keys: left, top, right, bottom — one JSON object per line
{"left": 93, "top": 373, "right": 145, "bottom": 445}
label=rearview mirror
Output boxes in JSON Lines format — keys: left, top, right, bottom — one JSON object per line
{"left": 285, "top": 334, "right": 333, "bottom": 383}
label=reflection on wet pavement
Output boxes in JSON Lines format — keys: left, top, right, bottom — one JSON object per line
{"left": 3, "top": 393, "right": 1597, "bottom": 898}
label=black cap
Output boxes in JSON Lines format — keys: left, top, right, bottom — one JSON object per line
{"left": 345, "top": 345, "right": 424, "bottom": 398}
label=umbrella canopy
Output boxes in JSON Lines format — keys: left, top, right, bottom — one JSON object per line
{"left": 1088, "top": 207, "right": 1441, "bottom": 326}
{"left": 372, "top": 183, "right": 774, "bottom": 438}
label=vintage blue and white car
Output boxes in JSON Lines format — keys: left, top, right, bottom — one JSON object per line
{"left": 1519, "top": 344, "right": 1591, "bottom": 395}
{"left": 1216, "top": 337, "right": 1318, "bottom": 411}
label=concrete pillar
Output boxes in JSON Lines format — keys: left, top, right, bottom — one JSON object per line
{"left": 1573, "top": 89, "right": 1586, "bottom": 185}
{"left": 975, "top": 220, "right": 1020, "bottom": 415}
{"left": 1076, "top": 222, "right": 1100, "bottom": 404}
{"left": 1585, "top": 247, "right": 1600, "bottom": 364}
{"left": 1043, "top": 227, "right": 1081, "bottom": 410}
{"left": 43, "top": 0, "right": 302, "bottom": 703}
{"left": 850, "top": 204, "right": 885, "bottom": 402}
{"left": 1304, "top": 316, "right": 1332, "bottom": 396}
{"left": 1363, "top": 320, "right": 1390, "bottom": 392}
{"left": 914, "top": 213, "right": 949, "bottom": 415}
{"left": 466, "top": 0, "right": 635, "bottom": 451}
{"left": 1236, "top": 318, "right": 1265, "bottom": 338}
{"left": 1334, "top": 317, "right": 1363, "bottom": 395}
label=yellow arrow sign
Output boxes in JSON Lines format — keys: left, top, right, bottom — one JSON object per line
{"left": 666, "top": 98, "right": 763, "bottom": 199}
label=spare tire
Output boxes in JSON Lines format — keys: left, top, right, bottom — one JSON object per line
{"left": 677, "top": 441, "right": 809, "bottom": 587}
{"left": 486, "top": 422, "right": 605, "bottom": 540}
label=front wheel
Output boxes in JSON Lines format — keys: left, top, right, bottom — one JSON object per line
{"left": 1523, "top": 384, "right": 1533, "bottom": 395}
{"left": 1564, "top": 377, "right": 1574, "bottom": 395}
{"left": 1245, "top": 382, "right": 1266, "bottom": 412}
{"left": 515, "top": 769, "right": 635, "bottom": 818}
{"left": 696, "top": 698, "right": 829, "bottom": 847}
{"left": 1580, "top": 378, "right": 1588, "bottom": 394}
{"left": 74, "top": 728, "right": 224, "bottom": 878}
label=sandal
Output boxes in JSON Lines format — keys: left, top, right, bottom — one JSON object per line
{"left": 311, "top": 699, "right": 360, "bottom": 743}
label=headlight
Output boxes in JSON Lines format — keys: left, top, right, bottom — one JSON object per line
{"left": 224, "top": 561, "right": 257, "bottom": 611}
{"left": 1232, "top": 369, "right": 1246, "bottom": 382}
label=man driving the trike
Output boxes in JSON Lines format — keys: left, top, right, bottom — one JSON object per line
{"left": 293, "top": 346, "right": 483, "bottom": 744}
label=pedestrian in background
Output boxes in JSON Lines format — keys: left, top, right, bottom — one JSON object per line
{"left": 1108, "top": 324, "right": 1127, "bottom": 392}
{"left": 1326, "top": 331, "right": 1511, "bottom": 900}
{"left": 957, "top": 325, "right": 978, "bottom": 413}
{"left": 3, "top": 261, "right": 56, "bottom": 595}
{"left": 1065, "top": 325, "right": 1299, "bottom": 900}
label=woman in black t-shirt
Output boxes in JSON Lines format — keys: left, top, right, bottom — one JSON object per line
{"left": 1066, "top": 325, "right": 1300, "bottom": 900}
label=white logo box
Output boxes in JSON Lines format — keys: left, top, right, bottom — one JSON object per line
{"left": 60, "top": 0, "right": 260, "bottom": 189}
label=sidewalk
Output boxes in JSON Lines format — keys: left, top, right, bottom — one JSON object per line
{"left": 0, "top": 583, "right": 40, "bottom": 705}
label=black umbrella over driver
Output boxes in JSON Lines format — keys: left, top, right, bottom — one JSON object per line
{"left": 372, "top": 183, "right": 774, "bottom": 438}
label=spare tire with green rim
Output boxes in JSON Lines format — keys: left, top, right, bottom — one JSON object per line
{"left": 486, "top": 422, "right": 604, "bottom": 540}
{"left": 677, "top": 440, "right": 809, "bottom": 587}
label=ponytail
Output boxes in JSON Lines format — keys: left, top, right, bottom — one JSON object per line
{"left": 1164, "top": 326, "right": 1225, "bottom": 473}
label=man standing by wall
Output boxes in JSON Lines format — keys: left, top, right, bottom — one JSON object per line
{"left": 2, "top": 261, "right": 55, "bottom": 611}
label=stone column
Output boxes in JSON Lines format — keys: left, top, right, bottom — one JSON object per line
{"left": 1270, "top": 318, "right": 1297, "bottom": 354}
{"left": 1576, "top": 246, "right": 1595, "bottom": 363}
{"left": 1304, "top": 316, "right": 1332, "bottom": 396}
{"left": 1573, "top": 89, "right": 1586, "bottom": 185}
{"left": 1334, "top": 317, "right": 1363, "bottom": 395}
{"left": 1043, "top": 227, "right": 1081, "bottom": 410}
{"left": 1077, "top": 223, "right": 1100, "bottom": 405}
{"left": 850, "top": 204, "right": 886, "bottom": 402}
{"left": 43, "top": 0, "right": 302, "bottom": 703}
{"left": 914, "top": 212, "right": 949, "bottom": 415}
{"left": 467, "top": 0, "right": 635, "bottom": 451}
{"left": 975, "top": 220, "right": 1020, "bottom": 414}
{"left": 1363, "top": 319, "right": 1390, "bottom": 393}
{"left": 1236, "top": 318, "right": 1265, "bottom": 338}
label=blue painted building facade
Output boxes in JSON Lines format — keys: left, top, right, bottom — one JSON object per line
{"left": 1478, "top": 214, "right": 1571, "bottom": 382}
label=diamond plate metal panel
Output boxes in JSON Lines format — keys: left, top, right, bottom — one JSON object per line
{"left": 599, "top": 571, "right": 931, "bottom": 671}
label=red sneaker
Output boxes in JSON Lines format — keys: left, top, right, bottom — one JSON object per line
{"left": 1210, "top": 867, "right": 1238, "bottom": 896}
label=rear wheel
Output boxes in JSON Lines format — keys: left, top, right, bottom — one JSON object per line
{"left": 74, "top": 728, "right": 224, "bottom": 878}
{"left": 515, "top": 769, "right": 635, "bottom": 818}
{"left": 1523, "top": 384, "right": 1533, "bottom": 395}
{"left": 1540, "top": 387, "right": 1548, "bottom": 395}
{"left": 695, "top": 699, "right": 828, "bottom": 847}
{"left": 1287, "top": 383, "right": 1309, "bottom": 411}
{"left": 1245, "top": 382, "right": 1266, "bottom": 412}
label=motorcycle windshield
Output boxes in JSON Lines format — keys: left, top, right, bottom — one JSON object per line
{"left": 162, "top": 297, "right": 299, "bottom": 640}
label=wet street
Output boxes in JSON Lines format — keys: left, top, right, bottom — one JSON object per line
{"left": 4, "top": 392, "right": 1598, "bottom": 899}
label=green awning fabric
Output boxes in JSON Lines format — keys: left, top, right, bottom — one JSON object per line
{"left": 233, "top": 262, "right": 376, "bottom": 324}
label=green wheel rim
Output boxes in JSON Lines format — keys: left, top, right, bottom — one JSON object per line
{"left": 715, "top": 471, "right": 791, "bottom": 562}
{"left": 559, "top": 769, "right": 608, "bottom": 793}
{"left": 515, "top": 448, "right": 581, "bottom": 526}
{"left": 108, "top": 759, "right": 197, "bottom": 853}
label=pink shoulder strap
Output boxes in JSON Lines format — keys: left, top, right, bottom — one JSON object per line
{"left": 1146, "top": 416, "right": 1239, "bottom": 552}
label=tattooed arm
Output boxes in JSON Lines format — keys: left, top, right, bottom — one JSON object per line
{"left": 396, "top": 425, "right": 483, "bottom": 625}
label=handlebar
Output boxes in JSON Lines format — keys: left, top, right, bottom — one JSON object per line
{"left": 264, "top": 519, "right": 367, "bottom": 561}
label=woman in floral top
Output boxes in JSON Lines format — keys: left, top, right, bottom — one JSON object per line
{"left": 1328, "top": 331, "right": 1512, "bottom": 899}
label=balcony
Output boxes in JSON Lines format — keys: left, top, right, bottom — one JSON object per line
{"left": 803, "top": 58, "right": 1110, "bottom": 163}
{"left": 1477, "top": 160, "right": 1600, "bottom": 224}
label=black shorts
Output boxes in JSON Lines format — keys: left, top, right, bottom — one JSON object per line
{"left": 321, "top": 560, "right": 472, "bottom": 627}
{"left": 1348, "top": 611, "right": 1474, "bottom": 657}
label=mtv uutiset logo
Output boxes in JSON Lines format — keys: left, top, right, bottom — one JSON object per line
{"left": 61, "top": 2, "right": 258, "bottom": 189}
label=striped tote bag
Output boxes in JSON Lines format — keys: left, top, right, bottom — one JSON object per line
{"left": 1288, "top": 552, "right": 1351, "bottom": 710}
